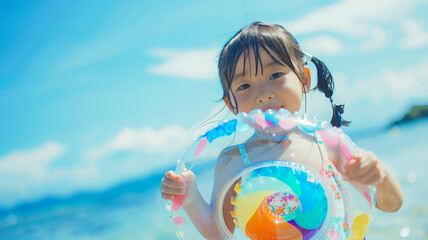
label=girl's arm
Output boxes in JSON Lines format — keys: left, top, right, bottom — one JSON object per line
{"left": 182, "top": 185, "right": 220, "bottom": 239}
{"left": 373, "top": 161, "right": 403, "bottom": 212}
{"left": 187, "top": 179, "right": 237, "bottom": 237}
{"left": 161, "top": 170, "right": 221, "bottom": 239}
{"left": 343, "top": 149, "right": 403, "bottom": 212}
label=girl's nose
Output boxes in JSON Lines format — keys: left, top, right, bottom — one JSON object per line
{"left": 256, "top": 92, "right": 275, "bottom": 103}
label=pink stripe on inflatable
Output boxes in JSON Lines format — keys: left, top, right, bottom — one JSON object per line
{"left": 173, "top": 215, "right": 186, "bottom": 226}
{"left": 254, "top": 115, "right": 272, "bottom": 129}
{"left": 278, "top": 118, "right": 295, "bottom": 130}
{"left": 340, "top": 140, "right": 353, "bottom": 162}
{"left": 172, "top": 195, "right": 185, "bottom": 211}
{"left": 194, "top": 137, "right": 208, "bottom": 156}
{"left": 317, "top": 129, "right": 339, "bottom": 148}
{"left": 363, "top": 191, "right": 372, "bottom": 207}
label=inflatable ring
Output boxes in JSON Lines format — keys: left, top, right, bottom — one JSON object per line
{"left": 167, "top": 109, "right": 375, "bottom": 240}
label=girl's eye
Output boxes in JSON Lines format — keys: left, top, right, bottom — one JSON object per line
{"left": 270, "top": 72, "right": 284, "bottom": 80}
{"left": 237, "top": 83, "right": 250, "bottom": 91}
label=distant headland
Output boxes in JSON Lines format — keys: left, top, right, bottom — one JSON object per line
{"left": 391, "top": 105, "right": 428, "bottom": 126}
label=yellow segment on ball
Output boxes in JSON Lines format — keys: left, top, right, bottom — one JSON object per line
{"left": 232, "top": 190, "right": 274, "bottom": 229}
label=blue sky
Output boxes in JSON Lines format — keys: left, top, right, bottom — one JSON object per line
{"left": 1, "top": 0, "right": 428, "bottom": 208}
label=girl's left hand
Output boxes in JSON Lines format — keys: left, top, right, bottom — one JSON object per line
{"left": 343, "top": 148, "right": 387, "bottom": 186}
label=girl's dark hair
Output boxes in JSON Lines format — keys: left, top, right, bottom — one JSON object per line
{"left": 218, "top": 22, "right": 350, "bottom": 127}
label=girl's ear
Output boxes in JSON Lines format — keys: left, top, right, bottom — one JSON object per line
{"left": 224, "top": 90, "right": 238, "bottom": 113}
{"left": 302, "top": 66, "right": 311, "bottom": 93}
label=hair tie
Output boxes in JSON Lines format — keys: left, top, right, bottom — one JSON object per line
{"left": 303, "top": 51, "right": 313, "bottom": 61}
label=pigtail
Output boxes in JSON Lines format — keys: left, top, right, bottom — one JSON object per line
{"left": 330, "top": 99, "right": 351, "bottom": 127}
{"left": 304, "top": 52, "right": 350, "bottom": 127}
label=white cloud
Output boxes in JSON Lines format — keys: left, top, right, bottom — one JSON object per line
{"left": 359, "top": 26, "right": 388, "bottom": 52}
{"left": 0, "top": 125, "right": 198, "bottom": 207}
{"left": 146, "top": 0, "right": 426, "bottom": 79}
{"left": 281, "top": 0, "right": 424, "bottom": 53}
{"left": 284, "top": 0, "right": 420, "bottom": 36}
{"left": 328, "top": 57, "right": 428, "bottom": 127}
{"left": 302, "top": 56, "right": 428, "bottom": 128}
{"left": 147, "top": 48, "right": 218, "bottom": 80}
{"left": 0, "top": 141, "right": 67, "bottom": 206}
{"left": 0, "top": 161, "right": 104, "bottom": 207}
{"left": 0, "top": 136, "right": 175, "bottom": 207}
{"left": 0, "top": 133, "right": 185, "bottom": 207}
{"left": 300, "top": 35, "right": 344, "bottom": 56}
{"left": 343, "top": 57, "right": 428, "bottom": 103}
{"left": 400, "top": 19, "right": 428, "bottom": 49}
{"left": 0, "top": 141, "right": 66, "bottom": 180}
{"left": 84, "top": 125, "right": 189, "bottom": 161}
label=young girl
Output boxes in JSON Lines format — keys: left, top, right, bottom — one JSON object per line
{"left": 161, "top": 22, "right": 403, "bottom": 239}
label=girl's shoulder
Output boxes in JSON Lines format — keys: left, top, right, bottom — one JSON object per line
{"left": 212, "top": 145, "right": 246, "bottom": 199}
{"left": 315, "top": 128, "right": 354, "bottom": 174}
{"left": 215, "top": 145, "right": 244, "bottom": 174}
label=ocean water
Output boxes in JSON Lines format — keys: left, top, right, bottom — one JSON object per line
{"left": 0, "top": 119, "right": 427, "bottom": 240}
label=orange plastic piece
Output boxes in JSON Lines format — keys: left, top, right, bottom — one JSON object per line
{"left": 245, "top": 195, "right": 303, "bottom": 240}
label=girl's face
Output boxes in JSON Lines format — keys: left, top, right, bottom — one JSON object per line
{"left": 228, "top": 48, "right": 310, "bottom": 114}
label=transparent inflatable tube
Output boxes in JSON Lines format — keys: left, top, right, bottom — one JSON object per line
{"left": 167, "top": 109, "right": 376, "bottom": 240}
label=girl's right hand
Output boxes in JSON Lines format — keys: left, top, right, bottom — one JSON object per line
{"left": 161, "top": 170, "right": 197, "bottom": 206}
